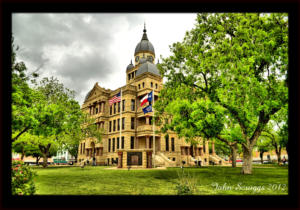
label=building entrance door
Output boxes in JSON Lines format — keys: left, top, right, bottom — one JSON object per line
{"left": 131, "top": 155, "right": 139, "bottom": 165}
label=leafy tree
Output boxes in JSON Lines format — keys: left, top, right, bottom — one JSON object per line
{"left": 157, "top": 13, "right": 288, "bottom": 174}
{"left": 256, "top": 136, "right": 272, "bottom": 164}
{"left": 11, "top": 37, "right": 40, "bottom": 141}
{"left": 11, "top": 39, "right": 103, "bottom": 167}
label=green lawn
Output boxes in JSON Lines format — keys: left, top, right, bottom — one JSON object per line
{"left": 32, "top": 165, "right": 288, "bottom": 195}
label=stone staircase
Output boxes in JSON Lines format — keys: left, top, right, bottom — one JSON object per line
{"left": 152, "top": 152, "right": 177, "bottom": 167}
{"left": 209, "top": 154, "right": 225, "bottom": 165}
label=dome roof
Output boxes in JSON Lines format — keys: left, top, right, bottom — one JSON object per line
{"left": 134, "top": 26, "right": 155, "bottom": 56}
{"left": 126, "top": 60, "right": 134, "bottom": 71}
{"left": 136, "top": 61, "right": 160, "bottom": 77}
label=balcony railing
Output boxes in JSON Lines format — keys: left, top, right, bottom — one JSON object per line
{"left": 137, "top": 124, "right": 153, "bottom": 132}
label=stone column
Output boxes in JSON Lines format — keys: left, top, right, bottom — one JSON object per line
{"left": 200, "top": 147, "right": 203, "bottom": 156}
{"left": 146, "top": 116, "right": 149, "bottom": 125}
{"left": 146, "top": 136, "right": 149, "bottom": 149}
{"left": 142, "top": 151, "right": 147, "bottom": 168}
{"left": 147, "top": 151, "right": 152, "bottom": 168}
{"left": 122, "top": 152, "right": 127, "bottom": 168}
{"left": 212, "top": 141, "right": 216, "bottom": 155}
{"left": 118, "top": 152, "right": 123, "bottom": 168}
{"left": 102, "top": 102, "right": 105, "bottom": 112}
{"left": 205, "top": 141, "right": 209, "bottom": 155}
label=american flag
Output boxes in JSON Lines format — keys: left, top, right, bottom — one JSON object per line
{"left": 109, "top": 92, "right": 121, "bottom": 106}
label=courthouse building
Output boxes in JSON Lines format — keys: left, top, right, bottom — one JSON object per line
{"left": 77, "top": 26, "right": 223, "bottom": 168}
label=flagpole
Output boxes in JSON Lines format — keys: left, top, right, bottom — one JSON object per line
{"left": 119, "top": 88, "right": 123, "bottom": 149}
{"left": 153, "top": 89, "right": 155, "bottom": 168}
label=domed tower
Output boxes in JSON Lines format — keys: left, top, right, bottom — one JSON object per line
{"left": 134, "top": 24, "right": 155, "bottom": 65}
{"left": 126, "top": 24, "right": 160, "bottom": 85}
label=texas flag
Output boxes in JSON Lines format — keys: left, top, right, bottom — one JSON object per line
{"left": 140, "top": 91, "right": 153, "bottom": 107}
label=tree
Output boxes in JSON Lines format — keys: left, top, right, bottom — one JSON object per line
{"left": 11, "top": 37, "right": 40, "bottom": 142}
{"left": 256, "top": 136, "right": 272, "bottom": 164}
{"left": 157, "top": 13, "right": 288, "bottom": 174}
{"left": 155, "top": 94, "right": 241, "bottom": 168}
{"left": 260, "top": 108, "right": 288, "bottom": 165}
{"left": 11, "top": 38, "right": 103, "bottom": 168}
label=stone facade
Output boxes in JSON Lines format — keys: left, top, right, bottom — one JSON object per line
{"left": 77, "top": 26, "right": 221, "bottom": 168}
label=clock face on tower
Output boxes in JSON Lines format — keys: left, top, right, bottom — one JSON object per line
{"left": 135, "top": 56, "right": 140, "bottom": 62}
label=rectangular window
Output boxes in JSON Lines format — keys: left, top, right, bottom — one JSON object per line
{"left": 121, "top": 136, "right": 124, "bottom": 149}
{"left": 113, "top": 138, "right": 115, "bottom": 152}
{"left": 138, "top": 84, "right": 140, "bottom": 89}
{"left": 118, "top": 102, "right": 120, "bottom": 112}
{"left": 117, "top": 137, "right": 119, "bottom": 149}
{"left": 171, "top": 138, "right": 175, "bottom": 152}
{"left": 114, "top": 103, "right": 116, "bottom": 114}
{"left": 131, "top": 117, "right": 135, "bottom": 129}
{"left": 130, "top": 136, "right": 134, "bottom": 149}
{"left": 165, "top": 135, "right": 169, "bottom": 151}
{"left": 122, "top": 100, "right": 125, "bottom": 111}
{"left": 142, "top": 82, "right": 145, "bottom": 88}
{"left": 203, "top": 145, "right": 206, "bottom": 153}
{"left": 151, "top": 82, "right": 153, "bottom": 88}
{"left": 110, "top": 106, "right": 112, "bottom": 115}
{"left": 83, "top": 143, "right": 85, "bottom": 153}
{"left": 113, "top": 120, "right": 116, "bottom": 131}
{"left": 131, "top": 99, "right": 135, "bottom": 111}
{"left": 95, "top": 107, "right": 98, "bottom": 114}
{"left": 117, "top": 118, "right": 120, "bottom": 131}
{"left": 122, "top": 118, "right": 125, "bottom": 130}
{"left": 155, "top": 83, "right": 158, "bottom": 89}
{"left": 108, "top": 139, "right": 111, "bottom": 152}
{"left": 109, "top": 121, "right": 112, "bottom": 132}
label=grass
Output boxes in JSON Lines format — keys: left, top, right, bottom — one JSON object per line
{"left": 32, "top": 165, "right": 288, "bottom": 195}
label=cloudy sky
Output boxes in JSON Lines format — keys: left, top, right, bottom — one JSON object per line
{"left": 12, "top": 13, "right": 197, "bottom": 105}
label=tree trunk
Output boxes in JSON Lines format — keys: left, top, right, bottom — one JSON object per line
{"left": 260, "top": 151, "right": 264, "bottom": 164}
{"left": 39, "top": 144, "right": 51, "bottom": 168}
{"left": 42, "top": 153, "right": 48, "bottom": 168}
{"left": 230, "top": 144, "right": 237, "bottom": 168}
{"left": 36, "top": 157, "right": 40, "bottom": 166}
{"left": 241, "top": 145, "right": 253, "bottom": 174}
{"left": 21, "top": 145, "right": 25, "bottom": 161}
{"left": 276, "top": 147, "right": 282, "bottom": 165}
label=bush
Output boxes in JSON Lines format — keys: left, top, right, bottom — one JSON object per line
{"left": 11, "top": 160, "right": 37, "bottom": 195}
{"left": 175, "top": 169, "right": 198, "bottom": 195}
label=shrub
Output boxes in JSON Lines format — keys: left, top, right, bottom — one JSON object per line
{"left": 11, "top": 160, "right": 37, "bottom": 195}
{"left": 175, "top": 169, "right": 198, "bottom": 195}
